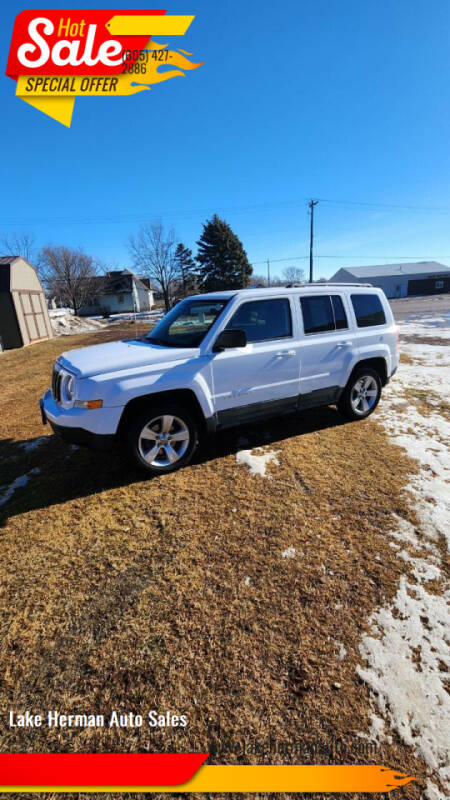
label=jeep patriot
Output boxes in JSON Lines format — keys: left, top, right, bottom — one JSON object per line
{"left": 40, "top": 284, "right": 399, "bottom": 474}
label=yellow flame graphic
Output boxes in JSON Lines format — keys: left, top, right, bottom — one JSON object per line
{"left": 15, "top": 43, "right": 203, "bottom": 125}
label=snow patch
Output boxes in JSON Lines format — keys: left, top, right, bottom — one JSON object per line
{"left": 398, "top": 320, "right": 450, "bottom": 340}
{"left": 357, "top": 577, "right": 449, "bottom": 784}
{"left": 50, "top": 311, "right": 107, "bottom": 336}
{"left": 336, "top": 642, "right": 347, "bottom": 661}
{"left": 358, "top": 328, "right": 450, "bottom": 797}
{"left": 20, "top": 437, "right": 48, "bottom": 453}
{"left": 358, "top": 712, "right": 392, "bottom": 744}
{"left": 281, "top": 546, "right": 296, "bottom": 559}
{"left": 236, "top": 448, "right": 279, "bottom": 477}
{"left": 0, "top": 468, "right": 41, "bottom": 507}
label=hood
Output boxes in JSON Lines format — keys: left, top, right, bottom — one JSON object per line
{"left": 58, "top": 339, "right": 198, "bottom": 378}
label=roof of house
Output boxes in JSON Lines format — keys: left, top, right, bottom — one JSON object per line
{"left": 138, "top": 275, "right": 153, "bottom": 290}
{"left": 89, "top": 269, "right": 150, "bottom": 296}
{"left": 335, "top": 261, "right": 450, "bottom": 279}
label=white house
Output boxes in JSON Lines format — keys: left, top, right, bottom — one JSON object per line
{"left": 79, "top": 270, "right": 154, "bottom": 316}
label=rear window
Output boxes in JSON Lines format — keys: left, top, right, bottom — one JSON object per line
{"left": 300, "top": 295, "right": 348, "bottom": 334}
{"left": 351, "top": 294, "right": 386, "bottom": 328}
{"left": 300, "top": 296, "right": 334, "bottom": 334}
{"left": 331, "top": 295, "right": 348, "bottom": 330}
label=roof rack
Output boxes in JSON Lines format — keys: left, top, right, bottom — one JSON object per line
{"left": 283, "top": 282, "right": 373, "bottom": 288}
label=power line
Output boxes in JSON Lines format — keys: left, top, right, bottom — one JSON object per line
{"left": 317, "top": 197, "right": 450, "bottom": 213}
{"left": 3, "top": 195, "right": 450, "bottom": 227}
{"left": 250, "top": 254, "right": 450, "bottom": 266}
{"left": 0, "top": 199, "right": 309, "bottom": 227}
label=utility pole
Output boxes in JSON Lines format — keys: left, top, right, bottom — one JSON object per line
{"left": 309, "top": 199, "right": 319, "bottom": 283}
{"left": 267, "top": 258, "right": 271, "bottom": 287}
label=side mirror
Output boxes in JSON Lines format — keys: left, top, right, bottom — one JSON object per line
{"left": 213, "top": 329, "right": 247, "bottom": 352}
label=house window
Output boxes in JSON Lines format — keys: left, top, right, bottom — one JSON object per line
{"left": 435, "top": 280, "right": 444, "bottom": 289}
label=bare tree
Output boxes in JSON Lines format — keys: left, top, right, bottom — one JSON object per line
{"left": 1, "top": 232, "right": 36, "bottom": 263}
{"left": 38, "top": 246, "right": 101, "bottom": 314}
{"left": 281, "top": 265, "right": 306, "bottom": 285}
{"left": 128, "top": 222, "right": 179, "bottom": 312}
{"left": 251, "top": 274, "right": 268, "bottom": 287}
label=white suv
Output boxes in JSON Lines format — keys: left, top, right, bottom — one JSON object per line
{"left": 40, "top": 284, "right": 399, "bottom": 474}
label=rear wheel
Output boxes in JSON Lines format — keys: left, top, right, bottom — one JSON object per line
{"left": 337, "top": 367, "right": 382, "bottom": 420}
{"left": 125, "top": 405, "right": 198, "bottom": 474}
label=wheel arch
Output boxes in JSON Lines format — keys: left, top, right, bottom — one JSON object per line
{"left": 348, "top": 357, "right": 388, "bottom": 387}
{"left": 116, "top": 389, "right": 213, "bottom": 441}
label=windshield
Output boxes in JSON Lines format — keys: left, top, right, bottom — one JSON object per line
{"left": 146, "top": 297, "right": 231, "bottom": 348}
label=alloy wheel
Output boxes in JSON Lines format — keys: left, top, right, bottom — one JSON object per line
{"left": 350, "top": 375, "right": 378, "bottom": 415}
{"left": 138, "top": 414, "right": 190, "bottom": 467}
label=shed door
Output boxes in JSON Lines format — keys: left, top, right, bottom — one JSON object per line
{"left": 18, "top": 291, "right": 50, "bottom": 342}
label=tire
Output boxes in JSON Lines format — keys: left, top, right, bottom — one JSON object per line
{"left": 125, "top": 404, "right": 198, "bottom": 475}
{"left": 337, "top": 367, "right": 382, "bottom": 421}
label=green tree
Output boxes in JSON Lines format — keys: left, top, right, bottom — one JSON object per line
{"left": 196, "top": 215, "right": 252, "bottom": 291}
{"left": 174, "top": 243, "right": 198, "bottom": 296}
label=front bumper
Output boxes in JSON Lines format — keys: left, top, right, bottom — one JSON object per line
{"left": 40, "top": 390, "right": 117, "bottom": 451}
{"left": 47, "top": 418, "right": 114, "bottom": 450}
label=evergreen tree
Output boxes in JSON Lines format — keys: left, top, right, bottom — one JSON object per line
{"left": 196, "top": 215, "right": 252, "bottom": 291}
{"left": 174, "top": 243, "right": 198, "bottom": 296}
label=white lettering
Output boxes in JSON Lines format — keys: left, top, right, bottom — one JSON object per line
{"left": 17, "top": 17, "right": 52, "bottom": 68}
{"left": 98, "top": 40, "right": 122, "bottom": 66}
{"left": 52, "top": 39, "right": 81, "bottom": 67}
{"left": 17, "top": 18, "right": 123, "bottom": 69}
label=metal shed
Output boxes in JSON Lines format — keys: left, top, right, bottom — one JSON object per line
{"left": 328, "top": 261, "right": 450, "bottom": 299}
{"left": 0, "top": 256, "right": 53, "bottom": 350}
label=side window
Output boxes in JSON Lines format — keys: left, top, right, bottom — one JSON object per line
{"left": 300, "top": 296, "right": 334, "bottom": 334}
{"left": 351, "top": 294, "right": 386, "bottom": 327}
{"left": 331, "top": 295, "right": 348, "bottom": 330}
{"left": 226, "top": 298, "right": 292, "bottom": 343}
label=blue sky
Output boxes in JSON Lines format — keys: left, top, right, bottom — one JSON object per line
{"left": 2, "top": 0, "right": 450, "bottom": 279}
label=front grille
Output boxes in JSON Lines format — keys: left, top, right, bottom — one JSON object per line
{"left": 52, "top": 366, "right": 62, "bottom": 402}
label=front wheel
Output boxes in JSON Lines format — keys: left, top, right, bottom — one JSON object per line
{"left": 337, "top": 368, "right": 382, "bottom": 420}
{"left": 125, "top": 405, "right": 198, "bottom": 475}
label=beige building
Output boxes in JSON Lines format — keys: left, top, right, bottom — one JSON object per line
{"left": 0, "top": 256, "right": 53, "bottom": 350}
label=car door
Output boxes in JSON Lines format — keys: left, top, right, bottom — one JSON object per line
{"left": 210, "top": 296, "right": 301, "bottom": 422}
{"left": 297, "top": 294, "right": 356, "bottom": 399}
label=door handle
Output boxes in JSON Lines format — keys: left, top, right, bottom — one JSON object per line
{"left": 275, "top": 350, "right": 297, "bottom": 357}
{"left": 336, "top": 341, "right": 353, "bottom": 348}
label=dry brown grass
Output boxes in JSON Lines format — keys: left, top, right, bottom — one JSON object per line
{"left": 0, "top": 330, "right": 433, "bottom": 799}
{"left": 403, "top": 388, "right": 450, "bottom": 422}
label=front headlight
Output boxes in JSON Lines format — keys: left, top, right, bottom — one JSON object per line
{"left": 60, "top": 372, "right": 76, "bottom": 408}
{"left": 66, "top": 376, "right": 74, "bottom": 401}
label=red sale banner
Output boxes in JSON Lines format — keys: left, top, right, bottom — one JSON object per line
{"left": 6, "top": 10, "right": 163, "bottom": 77}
